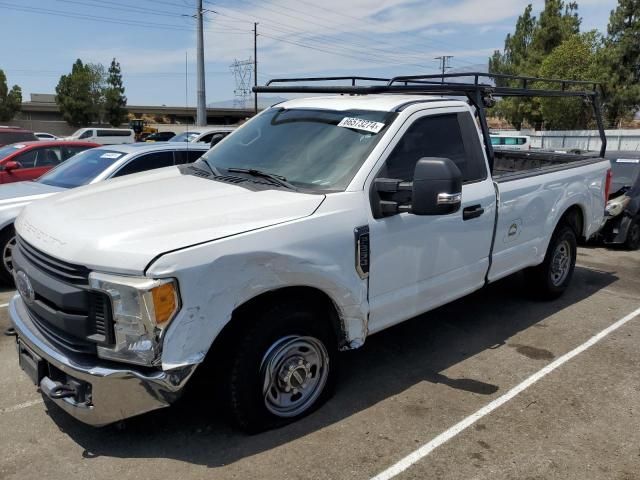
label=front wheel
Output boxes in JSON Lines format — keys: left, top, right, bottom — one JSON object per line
{"left": 525, "top": 224, "right": 577, "bottom": 299}
{"left": 624, "top": 217, "right": 640, "bottom": 250}
{"left": 0, "top": 226, "right": 16, "bottom": 286}
{"left": 227, "top": 301, "right": 337, "bottom": 432}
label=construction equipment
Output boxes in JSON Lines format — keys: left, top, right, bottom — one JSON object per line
{"left": 129, "top": 119, "right": 158, "bottom": 142}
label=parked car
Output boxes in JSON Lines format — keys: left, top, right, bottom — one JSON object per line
{"left": 0, "top": 127, "right": 38, "bottom": 146}
{"left": 0, "top": 141, "right": 98, "bottom": 185}
{"left": 8, "top": 74, "right": 610, "bottom": 432}
{"left": 34, "top": 132, "right": 58, "bottom": 140}
{"left": 60, "top": 127, "right": 135, "bottom": 145}
{"left": 490, "top": 134, "right": 531, "bottom": 151}
{"left": 0, "top": 142, "right": 208, "bottom": 283}
{"left": 169, "top": 126, "right": 235, "bottom": 145}
{"left": 145, "top": 131, "right": 176, "bottom": 142}
{"left": 599, "top": 153, "right": 640, "bottom": 249}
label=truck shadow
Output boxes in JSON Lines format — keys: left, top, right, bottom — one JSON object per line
{"left": 46, "top": 265, "right": 617, "bottom": 467}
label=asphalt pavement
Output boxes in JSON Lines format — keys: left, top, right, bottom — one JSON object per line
{"left": 0, "top": 245, "right": 639, "bottom": 480}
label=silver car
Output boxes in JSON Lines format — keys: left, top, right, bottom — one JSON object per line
{"left": 0, "top": 142, "right": 209, "bottom": 283}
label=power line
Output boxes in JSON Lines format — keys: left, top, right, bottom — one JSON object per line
{"left": 206, "top": 0, "right": 484, "bottom": 67}
{"left": 53, "top": 0, "right": 190, "bottom": 19}
{"left": 0, "top": 1, "right": 195, "bottom": 31}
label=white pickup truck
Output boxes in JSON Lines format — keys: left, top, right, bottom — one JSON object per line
{"left": 9, "top": 74, "right": 612, "bottom": 432}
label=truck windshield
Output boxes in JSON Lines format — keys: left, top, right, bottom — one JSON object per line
{"left": 201, "top": 108, "right": 397, "bottom": 191}
{"left": 38, "top": 149, "right": 124, "bottom": 188}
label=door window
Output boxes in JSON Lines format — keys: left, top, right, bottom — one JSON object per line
{"left": 34, "top": 147, "right": 62, "bottom": 167}
{"left": 61, "top": 145, "right": 92, "bottom": 160}
{"left": 78, "top": 130, "right": 93, "bottom": 139}
{"left": 113, "top": 151, "right": 175, "bottom": 177}
{"left": 382, "top": 113, "right": 486, "bottom": 183}
{"left": 174, "top": 150, "right": 204, "bottom": 165}
{"left": 13, "top": 149, "right": 38, "bottom": 168}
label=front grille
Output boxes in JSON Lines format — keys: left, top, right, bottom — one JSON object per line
{"left": 14, "top": 237, "right": 114, "bottom": 354}
{"left": 17, "top": 237, "right": 90, "bottom": 285}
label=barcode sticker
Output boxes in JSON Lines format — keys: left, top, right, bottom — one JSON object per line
{"left": 100, "top": 152, "right": 122, "bottom": 159}
{"left": 337, "top": 117, "right": 385, "bottom": 134}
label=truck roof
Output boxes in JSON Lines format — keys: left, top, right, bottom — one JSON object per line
{"left": 278, "top": 95, "right": 468, "bottom": 112}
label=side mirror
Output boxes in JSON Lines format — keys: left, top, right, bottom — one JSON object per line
{"left": 411, "top": 157, "right": 462, "bottom": 215}
{"left": 4, "top": 161, "right": 20, "bottom": 172}
{"left": 373, "top": 157, "right": 462, "bottom": 217}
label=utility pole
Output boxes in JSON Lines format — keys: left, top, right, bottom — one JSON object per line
{"left": 434, "top": 55, "right": 453, "bottom": 84}
{"left": 254, "top": 22, "right": 258, "bottom": 114}
{"left": 196, "top": 0, "right": 207, "bottom": 126}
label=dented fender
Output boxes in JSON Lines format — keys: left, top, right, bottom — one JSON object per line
{"left": 147, "top": 192, "right": 371, "bottom": 369}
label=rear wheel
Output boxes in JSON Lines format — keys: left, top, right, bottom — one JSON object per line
{"left": 525, "top": 224, "right": 577, "bottom": 299}
{"left": 624, "top": 217, "right": 640, "bottom": 250}
{"left": 0, "top": 226, "right": 16, "bottom": 286}
{"left": 226, "top": 300, "right": 337, "bottom": 433}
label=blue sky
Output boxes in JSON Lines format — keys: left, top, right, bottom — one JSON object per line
{"left": 0, "top": 0, "right": 618, "bottom": 106}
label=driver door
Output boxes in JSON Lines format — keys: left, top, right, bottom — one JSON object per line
{"left": 367, "top": 110, "right": 496, "bottom": 333}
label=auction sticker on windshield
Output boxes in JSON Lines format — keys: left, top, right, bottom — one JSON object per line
{"left": 100, "top": 152, "right": 122, "bottom": 159}
{"left": 337, "top": 117, "right": 386, "bottom": 134}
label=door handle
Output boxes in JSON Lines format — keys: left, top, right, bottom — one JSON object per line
{"left": 462, "top": 204, "right": 484, "bottom": 221}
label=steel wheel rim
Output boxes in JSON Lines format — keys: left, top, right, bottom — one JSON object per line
{"left": 260, "top": 335, "right": 329, "bottom": 418}
{"left": 550, "top": 239, "right": 571, "bottom": 286}
{"left": 2, "top": 236, "right": 16, "bottom": 276}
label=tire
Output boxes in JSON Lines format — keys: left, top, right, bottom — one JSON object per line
{"left": 624, "top": 217, "right": 640, "bottom": 251}
{"left": 227, "top": 299, "right": 337, "bottom": 433}
{"left": 0, "top": 226, "right": 16, "bottom": 286}
{"left": 525, "top": 224, "right": 577, "bottom": 299}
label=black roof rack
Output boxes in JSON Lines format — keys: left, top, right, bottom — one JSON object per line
{"left": 254, "top": 72, "right": 607, "bottom": 162}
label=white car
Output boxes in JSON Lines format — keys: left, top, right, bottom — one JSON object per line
{"left": 0, "top": 142, "right": 208, "bottom": 283}
{"left": 34, "top": 132, "right": 58, "bottom": 140}
{"left": 169, "top": 126, "right": 236, "bottom": 146}
{"left": 9, "top": 76, "right": 610, "bottom": 432}
{"left": 60, "top": 127, "right": 135, "bottom": 145}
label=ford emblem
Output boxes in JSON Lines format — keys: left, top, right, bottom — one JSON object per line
{"left": 15, "top": 270, "right": 35, "bottom": 305}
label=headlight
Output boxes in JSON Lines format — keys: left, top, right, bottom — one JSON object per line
{"left": 89, "top": 272, "right": 180, "bottom": 366}
{"left": 605, "top": 195, "right": 630, "bottom": 217}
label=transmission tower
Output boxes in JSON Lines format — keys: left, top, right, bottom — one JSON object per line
{"left": 230, "top": 58, "right": 253, "bottom": 109}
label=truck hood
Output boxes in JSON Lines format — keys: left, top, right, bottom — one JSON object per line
{"left": 17, "top": 167, "right": 325, "bottom": 274}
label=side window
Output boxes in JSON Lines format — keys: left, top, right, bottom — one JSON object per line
{"left": 209, "top": 133, "right": 226, "bottom": 147}
{"left": 517, "top": 138, "right": 527, "bottom": 145}
{"left": 199, "top": 133, "right": 214, "bottom": 144}
{"left": 78, "top": 130, "right": 93, "bottom": 139}
{"left": 34, "top": 147, "right": 62, "bottom": 167}
{"left": 174, "top": 150, "right": 204, "bottom": 165}
{"left": 14, "top": 149, "right": 38, "bottom": 168}
{"left": 62, "top": 146, "right": 91, "bottom": 160}
{"left": 113, "top": 151, "right": 175, "bottom": 177}
{"left": 382, "top": 113, "right": 486, "bottom": 183}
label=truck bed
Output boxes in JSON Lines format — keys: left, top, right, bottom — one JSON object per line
{"left": 492, "top": 150, "right": 603, "bottom": 182}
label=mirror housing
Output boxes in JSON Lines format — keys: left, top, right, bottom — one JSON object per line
{"left": 4, "top": 161, "right": 20, "bottom": 172}
{"left": 411, "top": 157, "right": 462, "bottom": 215}
{"left": 373, "top": 157, "right": 462, "bottom": 218}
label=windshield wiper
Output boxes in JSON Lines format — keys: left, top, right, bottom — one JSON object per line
{"left": 226, "top": 168, "right": 297, "bottom": 190}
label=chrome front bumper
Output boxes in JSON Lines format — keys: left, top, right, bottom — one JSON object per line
{"left": 9, "top": 294, "right": 196, "bottom": 427}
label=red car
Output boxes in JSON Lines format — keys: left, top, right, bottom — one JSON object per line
{"left": 0, "top": 141, "right": 99, "bottom": 184}
{"left": 0, "top": 127, "right": 38, "bottom": 147}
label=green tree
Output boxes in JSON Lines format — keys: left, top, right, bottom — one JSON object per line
{"left": 539, "top": 32, "right": 603, "bottom": 129}
{"left": 601, "top": 0, "right": 640, "bottom": 125}
{"left": 104, "top": 58, "right": 127, "bottom": 127}
{"left": 488, "top": 1, "right": 584, "bottom": 129}
{"left": 0, "top": 70, "right": 22, "bottom": 122}
{"left": 55, "top": 59, "right": 105, "bottom": 127}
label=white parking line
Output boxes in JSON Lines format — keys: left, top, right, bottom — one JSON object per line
{"left": 0, "top": 303, "right": 8, "bottom": 308}
{"left": 0, "top": 398, "right": 43, "bottom": 414}
{"left": 371, "top": 305, "right": 640, "bottom": 480}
